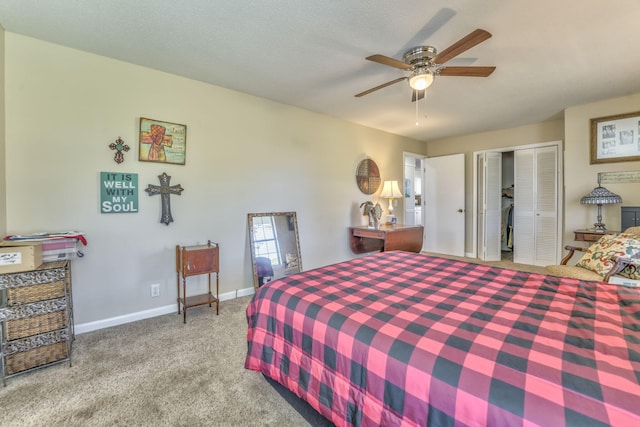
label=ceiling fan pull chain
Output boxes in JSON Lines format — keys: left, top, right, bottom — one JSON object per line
{"left": 423, "top": 90, "right": 428, "bottom": 119}
{"left": 415, "top": 90, "right": 428, "bottom": 126}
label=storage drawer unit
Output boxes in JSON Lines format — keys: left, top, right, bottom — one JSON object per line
{"left": 0, "top": 261, "right": 73, "bottom": 385}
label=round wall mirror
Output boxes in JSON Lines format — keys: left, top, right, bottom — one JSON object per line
{"left": 355, "top": 158, "right": 381, "bottom": 195}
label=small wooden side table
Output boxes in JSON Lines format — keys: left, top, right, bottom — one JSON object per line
{"left": 175, "top": 241, "right": 219, "bottom": 323}
{"left": 573, "top": 229, "right": 617, "bottom": 243}
{"left": 348, "top": 224, "right": 424, "bottom": 254}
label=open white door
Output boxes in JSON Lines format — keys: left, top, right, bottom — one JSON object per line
{"left": 404, "top": 153, "right": 424, "bottom": 227}
{"left": 424, "top": 153, "right": 465, "bottom": 256}
{"left": 478, "top": 152, "right": 502, "bottom": 261}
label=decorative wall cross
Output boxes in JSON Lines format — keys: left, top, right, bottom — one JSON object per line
{"left": 109, "top": 137, "right": 130, "bottom": 164}
{"left": 145, "top": 172, "right": 184, "bottom": 225}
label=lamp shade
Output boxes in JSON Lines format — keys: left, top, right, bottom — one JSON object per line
{"left": 380, "top": 180, "right": 402, "bottom": 199}
{"left": 580, "top": 185, "right": 622, "bottom": 205}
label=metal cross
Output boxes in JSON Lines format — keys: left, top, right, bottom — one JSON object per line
{"left": 109, "top": 136, "right": 130, "bottom": 164}
{"left": 145, "top": 172, "right": 184, "bottom": 225}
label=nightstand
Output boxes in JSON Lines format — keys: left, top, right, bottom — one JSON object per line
{"left": 175, "top": 241, "right": 219, "bottom": 323}
{"left": 573, "top": 229, "right": 617, "bottom": 242}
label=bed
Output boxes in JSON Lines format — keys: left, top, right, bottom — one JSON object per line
{"left": 245, "top": 251, "right": 640, "bottom": 426}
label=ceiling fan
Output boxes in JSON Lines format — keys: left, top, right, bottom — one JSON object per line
{"left": 355, "top": 29, "right": 495, "bottom": 101}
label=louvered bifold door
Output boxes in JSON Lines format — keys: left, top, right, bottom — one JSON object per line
{"left": 534, "top": 146, "right": 558, "bottom": 266}
{"left": 480, "top": 152, "right": 502, "bottom": 261}
{"left": 513, "top": 149, "right": 535, "bottom": 265}
{"left": 513, "top": 146, "right": 558, "bottom": 267}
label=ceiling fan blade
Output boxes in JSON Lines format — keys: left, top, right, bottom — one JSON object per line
{"left": 411, "top": 90, "right": 425, "bottom": 102}
{"left": 366, "top": 54, "right": 413, "bottom": 70}
{"left": 439, "top": 66, "right": 496, "bottom": 77}
{"left": 355, "top": 77, "right": 407, "bottom": 97}
{"left": 433, "top": 29, "right": 492, "bottom": 65}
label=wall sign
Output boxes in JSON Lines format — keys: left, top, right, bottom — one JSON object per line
{"left": 599, "top": 171, "right": 640, "bottom": 184}
{"left": 100, "top": 172, "right": 139, "bottom": 213}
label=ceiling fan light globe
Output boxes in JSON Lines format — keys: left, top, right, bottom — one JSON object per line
{"left": 409, "top": 71, "right": 434, "bottom": 90}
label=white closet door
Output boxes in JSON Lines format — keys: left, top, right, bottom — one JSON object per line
{"left": 478, "top": 152, "right": 502, "bottom": 261}
{"left": 513, "top": 146, "right": 558, "bottom": 266}
{"left": 534, "top": 146, "right": 558, "bottom": 265}
{"left": 513, "top": 149, "right": 535, "bottom": 265}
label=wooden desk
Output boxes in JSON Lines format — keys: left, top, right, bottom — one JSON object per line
{"left": 349, "top": 224, "right": 424, "bottom": 254}
{"left": 573, "top": 229, "right": 616, "bottom": 242}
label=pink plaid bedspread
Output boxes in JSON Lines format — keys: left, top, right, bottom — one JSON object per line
{"left": 245, "top": 251, "right": 640, "bottom": 426}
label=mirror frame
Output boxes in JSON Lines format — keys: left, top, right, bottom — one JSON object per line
{"left": 248, "top": 211, "right": 302, "bottom": 290}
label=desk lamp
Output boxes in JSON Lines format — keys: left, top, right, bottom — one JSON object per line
{"left": 380, "top": 180, "right": 402, "bottom": 224}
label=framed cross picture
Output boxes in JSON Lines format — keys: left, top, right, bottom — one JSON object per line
{"left": 139, "top": 117, "right": 187, "bottom": 165}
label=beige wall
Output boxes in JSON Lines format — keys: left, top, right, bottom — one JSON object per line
{"left": 426, "top": 120, "right": 565, "bottom": 254}
{"left": 4, "top": 33, "right": 426, "bottom": 326}
{"left": 564, "top": 94, "right": 640, "bottom": 243}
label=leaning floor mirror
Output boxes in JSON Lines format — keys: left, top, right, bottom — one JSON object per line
{"left": 248, "top": 212, "right": 302, "bottom": 290}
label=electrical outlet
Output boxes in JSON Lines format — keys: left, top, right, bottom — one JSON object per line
{"left": 150, "top": 283, "right": 160, "bottom": 298}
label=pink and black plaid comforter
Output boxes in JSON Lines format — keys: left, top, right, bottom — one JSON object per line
{"left": 245, "top": 251, "right": 640, "bottom": 426}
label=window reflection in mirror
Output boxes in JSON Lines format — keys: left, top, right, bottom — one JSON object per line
{"left": 248, "top": 212, "right": 302, "bottom": 290}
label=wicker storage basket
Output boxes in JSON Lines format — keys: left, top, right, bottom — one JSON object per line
{"left": 4, "top": 310, "right": 67, "bottom": 341}
{"left": 5, "top": 341, "right": 68, "bottom": 374}
{"left": 7, "top": 280, "right": 66, "bottom": 305}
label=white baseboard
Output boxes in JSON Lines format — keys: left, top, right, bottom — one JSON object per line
{"left": 75, "top": 287, "right": 255, "bottom": 334}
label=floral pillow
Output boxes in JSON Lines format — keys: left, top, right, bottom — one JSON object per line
{"left": 575, "top": 233, "right": 640, "bottom": 279}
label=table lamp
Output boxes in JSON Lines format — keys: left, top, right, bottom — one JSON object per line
{"left": 580, "top": 178, "right": 622, "bottom": 231}
{"left": 380, "top": 180, "right": 402, "bottom": 224}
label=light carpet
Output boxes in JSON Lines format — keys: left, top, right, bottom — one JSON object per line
{"left": 0, "top": 296, "right": 316, "bottom": 427}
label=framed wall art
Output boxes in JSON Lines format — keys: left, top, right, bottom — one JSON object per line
{"left": 590, "top": 111, "right": 640, "bottom": 164}
{"left": 355, "top": 158, "right": 381, "bottom": 195}
{"left": 139, "top": 117, "right": 187, "bottom": 165}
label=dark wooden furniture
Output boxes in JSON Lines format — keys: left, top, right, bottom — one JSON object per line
{"left": 1, "top": 261, "right": 73, "bottom": 385}
{"left": 348, "top": 224, "right": 423, "bottom": 254}
{"left": 175, "top": 241, "right": 219, "bottom": 323}
{"left": 573, "top": 229, "right": 616, "bottom": 242}
{"left": 622, "top": 207, "right": 640, "bottom": 230}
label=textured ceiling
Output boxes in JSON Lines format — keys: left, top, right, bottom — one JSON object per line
{"left": 1, "top": 0, "right": 639, "bottom": 142}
